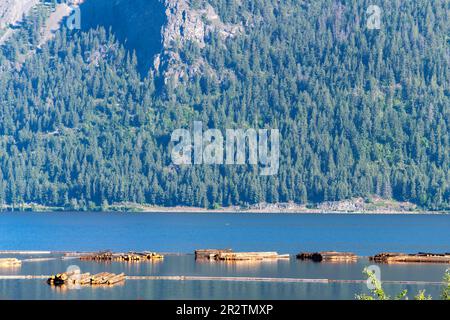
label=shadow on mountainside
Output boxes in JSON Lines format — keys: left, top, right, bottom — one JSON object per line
{"left": 79, "top": 0, "right": 166, "bottom": 76}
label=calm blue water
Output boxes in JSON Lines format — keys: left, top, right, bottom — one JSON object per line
{"left": 1, "top": 213, "right": 449, "bottom": 300}
{"left": 0, "top": 213, "right": 449, "bottom": 255}
{"left": 0, "top": 254, "right": 448, "bottom": 300}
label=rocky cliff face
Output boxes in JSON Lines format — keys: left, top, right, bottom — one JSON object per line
{"left": 156, "top": 0, "right": 243, "bottom": 85}
{"left": 1, "top": 0, "right": 244, "bottom": 82}
{"left": 0, "top": 0, "right": 39, "bottom": 29}
{"left": 79, "top": 0, "right": 245, "bottom": 83}
{"left": 162, "top": 0, "right": 242, "bottom": 49}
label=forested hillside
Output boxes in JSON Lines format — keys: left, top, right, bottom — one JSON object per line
{"left": 0, "top": 0, "right": 449, "bottom": 210}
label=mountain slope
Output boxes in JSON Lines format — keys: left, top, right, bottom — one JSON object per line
{"left": 0, "top": 0, "right": 449, "bottom": 210}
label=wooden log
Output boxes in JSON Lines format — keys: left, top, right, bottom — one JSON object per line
{"left": 47, "top": 271, "right": 78, "bottom": 285}
{"left": 80, "top": 251, "right": 113, "bottom": 261}
{"left": 90, "top": 272, "right": 110, "bottom": 284}
{"left": 48, "top": 271, "right": 127, "bottom": 287}
{"left": 132, "top": 254, "right": 142, "bottom": 261}
{"left": 60, "top": 272, "right": 72, "bottom": 281}
{"left": 96, "top": 273, "right": 118, "bottom": 285}
{"left": 141, "top": 252, "right": 154, "bottom": 259}
{"left": 139, "top": 252, "right": 165, "bottom": 260}
{"left": 370, "top": 252, "right": 450, "bottom": 264}
{"left": 107, "top": 273, "right": 126, "bottom": 285}
{"left": 122, "top": 254, "right": 130, "bottom": 261}
{"left": 320, "top": 252, "right": 357, "bottom": 262}
{"left": 79, "top": 279, "right": 92, "bottom": 285}
{"left": 370, "top": 253, "right": 409, "bottom": 263}
{"left": 147, "top": 252, "right": 164, "bottom": 260}
{"left": 195, "top": 249, "right": 233, "bottom": 260}
{"left": 297, "top": 252, "right": 357, "bottom": 262}
{"left": 111, "top": 253, "right": 125, "bottom": 260}
{"left": 418, "top": 252, "right": 446, "bottom": 257}
{"left": 92, "top": 272, "right": 109, "bottom": 279}
{"left": 78, "top": 273, "right": 92, "bottom": 285}
{"left": 91, "top": 275, "right": 106, "bottom": 284}
{"left": 216, "top": 252, "right": 289, "bottom": 261}
{"left": 81, "top": 251, "right": 164, "bottom": 262}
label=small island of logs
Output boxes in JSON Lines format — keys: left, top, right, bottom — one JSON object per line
{"left": 370, "top": 252, "right": 450, "bottom": 264}
{"left": 48, "top": 271, "right": 126, "bottom": 287}
{"left": 296, "top": 252, "right": 358, "bottom": 263}
{"left": 80, "top": 251, "right": 164, "bottom": 262}
{"left": 195, "top": 249, "right": 289, "bottom": 261}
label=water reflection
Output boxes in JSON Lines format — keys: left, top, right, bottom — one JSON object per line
{"left": 1, "top": 213, "right": 449, "bottom": 299}
{"left": 195, "top": 259, "right": 283, "bottom": 271}
{"left": 1, "top": 278, "right": 446, "bottom": 300}
{"left": 0, "top": 265, "right": 21, "bottom": 272}
{"left": 49, "top": 281, "right": 126, "bottom": 294}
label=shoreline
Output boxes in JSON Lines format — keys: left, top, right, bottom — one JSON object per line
{"left": 1, "top": 209, "right": 448, "bottom": 215}
{"left": 1, "top": 197, "right": 449, "bottom": 215}
{"left": 127, "top": 208, "right": 448, "bottom": 215}
{"left": 1, "top": 206, "right": 448, "bottom": 215}
{"left": 0, "top": 195, "right": 450, "bottom": 215}
{"left": 0, "top": 205, "right": 448, "bottom": 215}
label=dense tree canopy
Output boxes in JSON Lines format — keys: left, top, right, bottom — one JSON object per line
{"left": 0, "top": 0, "right": 449, "bottom": 210}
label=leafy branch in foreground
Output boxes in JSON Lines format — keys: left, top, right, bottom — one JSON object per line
{"left": 442, "top": 269, "right": 450, "bottom": 300}
{"left": 356, "top": 268, "right": 403, "bottom": 300}
{"left": 356, "top": 268, "right": 450, "bottom": 300}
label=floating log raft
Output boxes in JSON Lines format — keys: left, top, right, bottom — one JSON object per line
{"left": 80, "top": 251, "right": 163, "bottom": 262}
{"left": 370, "top": 252, "right": 450, "bottom": 264}
{"left": 297, "top": 252, "right": 358, "bottom": 263}
{"left": 0, "top": 258, "right": 22, "bottom": 267}
{"left": 117, "top": 252, "right": 164, "bottom": 261}
{"left": 215, "top": 252, "right": 290, "bottom": 261}
{"left": 195, "top": 249, "right": 290, "bottom": 261}
{"left": 80, "top": 251, "right": 113, "bottom": 261}
{"left": 195, "top": 249, "right": 233, "bottom": 260}
{"left": 47, "top": 271, "right": 125, "bottom": 287}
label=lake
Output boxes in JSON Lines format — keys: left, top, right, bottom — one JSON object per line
{"left": 0, "top": 213, "right": 449, "bottom": 299}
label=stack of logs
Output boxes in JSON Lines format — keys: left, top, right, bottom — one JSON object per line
{"left": 91, "top": 272, "right": 126, "bottom": 285}
{"left": 0, "top": 258, "right": 22, "bottom": 267}
{"left": 47, "top": 272, "right": 126, "bottom": 286}
{"left": 216, "top": 252, "right": 290, "bottom": 261}
{"left": 195, "top": 249, "right": 290, "bottom": 261}
{"left": 297, "top": 251, "right": 358, "bottom": 263}
{"left": 370, "top": 252, "right": 450, "bottom": 264}
{"left": 80, "top": 251, "right": 164, "bottom": 262}
{"left": 195, "top": 249, "right": 233, "bottom": 260}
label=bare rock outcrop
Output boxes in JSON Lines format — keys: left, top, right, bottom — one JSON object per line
{"left": 162, "top": 0, "right": 242, "bottom": 49}
{"left": 2, "top": 0, "right": 243, "bottom": 84}
{"left": 0, "top": 0, "right": 39, "bottom": 29}
{"left": 156, "top": 0, "right": 244, "bottom": 85}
